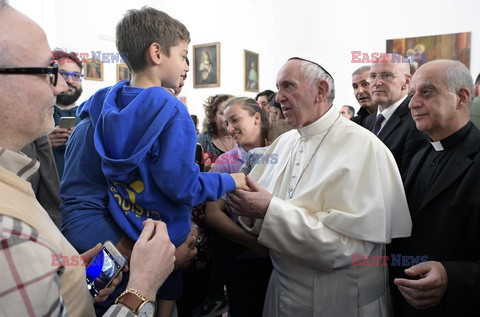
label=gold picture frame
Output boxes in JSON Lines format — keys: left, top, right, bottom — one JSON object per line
{"left": 193, "top": 42, "right": 220, "bottom": 88}
{"left": 116, "top": 63, "right": 130, "bottom": 82}
{"left": 244, "top": 50, "right": 259, "bottom": 92}
{"left": 84, "top": 58, "right": 104, "bottom": 81}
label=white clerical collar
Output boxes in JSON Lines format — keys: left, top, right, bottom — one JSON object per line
{"left": 430, "top": 141, "right": 444, "bottom": 151}
{"left": 297, "top": 106, "right": 339, "bottom": 138}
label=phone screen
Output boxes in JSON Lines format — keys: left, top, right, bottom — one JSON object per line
{"left": 85, "top": 246, "right": 125, "bottom": 297}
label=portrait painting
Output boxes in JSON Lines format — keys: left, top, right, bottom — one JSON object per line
{"left": 386, "top": 32, "right": 471, "bottom": 70}
{"left": 244, "top": 50, "right": 259, "bottom": 92}
{"left": 84, "top": 58, "right": 104, "bottom": 81}
{"left": 193, "top": 42, "right": 220, "bottom": 88}
{"left": 116, "top": 63, "right": 130, "bottom": 82}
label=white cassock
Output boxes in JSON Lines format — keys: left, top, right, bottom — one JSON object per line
{"left": 242, "top": 106, "right": 412, "bottom": 317}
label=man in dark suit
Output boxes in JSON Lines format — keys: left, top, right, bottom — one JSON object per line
{"left": 391, "top": 59, "right": 480, "bottom": 316}
{"left": 364, "top": 54, "right": 429, "bottom": 179}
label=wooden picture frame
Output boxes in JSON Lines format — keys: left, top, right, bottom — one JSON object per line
{"left": 244, "top": 50, "right": 259, "bottom": 92}
{"left": 193, "top": 42, "right": 220, "bottom": 88}
{"left": 116, "top": 63, "right": 130, "bottom": 82}
{"left": 84, "top": 58, "right": 103, "bottom": 81}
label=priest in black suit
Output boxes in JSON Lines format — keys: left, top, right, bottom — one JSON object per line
{"left": 391, "top": 59, "right": 480, "bottom": 316}
{"left": 364, "top": 53, "right": 429, "bottom": 180}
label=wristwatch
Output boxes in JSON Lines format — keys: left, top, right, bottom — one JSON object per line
{"left": 115, "top": 288, "right": 156, "bottom": 317}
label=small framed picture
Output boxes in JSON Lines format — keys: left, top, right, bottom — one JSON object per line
{"left": 193, "top": 42, "right": 220, "bottom": 88}
{"left": 84, "top": 58, "right": 103, "bottom": 81}
{"left": 244, "top": 50, "right": 259, "bottom": 92}
{"left": 116, "top": 63, "right": 130, "bottom": 82}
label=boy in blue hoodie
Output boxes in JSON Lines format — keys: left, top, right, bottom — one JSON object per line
{"left": 60, "top": 7, "right": 246, "bottom": 317}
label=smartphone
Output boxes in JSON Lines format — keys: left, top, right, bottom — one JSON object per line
{"left": 85, "top": 241, "right": 127, "bottom": 297}
{"left": 59, "top": 116, "right": 76, "bottom": 129}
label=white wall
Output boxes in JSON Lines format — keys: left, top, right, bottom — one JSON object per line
{"left": 9, "top": 0, "right": 480, "bottom": 121}
{"left": 271, "top": 0, "right": 480, "bottom": 110}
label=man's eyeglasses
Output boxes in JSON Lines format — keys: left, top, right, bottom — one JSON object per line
{"left": 369, "top": 72, "right": 403, "bottom": 83}
{"left": 59, "top": 70, "right": 84, "bottom": 82}
{"left": 0, "top": 61, "right": 59, "bottom": 86}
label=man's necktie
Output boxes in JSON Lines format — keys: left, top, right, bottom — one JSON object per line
{"left": 371, "top": 113, "right": 385, "bottom": 135}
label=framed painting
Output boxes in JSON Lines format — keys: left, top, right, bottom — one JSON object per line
{"left": 116, "top": 63, "right": 130, "bottom": 82}
{"left": 244, "top": 50, "right": 259, "bottom": 92}
{"left": 386, "top": 32, "right": 471, "bottom": 70}
{"left": 84, "top": 58, "right": 104, "bottom": 81}
{"left": 193, "top": 42, "right": 220, "bottom": 88}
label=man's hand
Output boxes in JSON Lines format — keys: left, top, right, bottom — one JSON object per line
{"left": 394, "top": 261, "right": 448, "bottom": 309}
{"left": 127, "top": 219, "right": 176, "bottom": 300}
{"left": 80, "top": 243, "right": 128, "bottom": 303}
{"left": 174, "top": 226, "right": 198, "bottom": 269}
{"left": 48, "top": 126, "right": 71, "bottom": 147}
{"left": 228, "top": 176, "right": 272, "bottom": 219}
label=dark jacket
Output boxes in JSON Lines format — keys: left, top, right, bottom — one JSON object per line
{"left": 364, "top": 97, "right": 429, "bottom": 180}
{"left": 391, "top": 123, "right": 480, "bottom": 316}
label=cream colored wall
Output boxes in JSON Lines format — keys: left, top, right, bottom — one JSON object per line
{"left": 10, "top": 0, "right": 480, "bottom": 122}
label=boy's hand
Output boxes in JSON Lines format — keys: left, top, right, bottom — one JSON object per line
{"left": 231, "top": 172, "right": 250, "bottom": 191}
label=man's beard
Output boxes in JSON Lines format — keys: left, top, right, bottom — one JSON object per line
{"left": 57, "top": 85, "right": 83, "bottom": 106}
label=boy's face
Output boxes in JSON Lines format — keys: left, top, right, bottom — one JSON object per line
{"left": 161, "top": 41, "right": 189, "bottom": 89}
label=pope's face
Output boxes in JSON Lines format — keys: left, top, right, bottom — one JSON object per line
{"left": 275, "top": 59, "right": 322, "bottom": 128}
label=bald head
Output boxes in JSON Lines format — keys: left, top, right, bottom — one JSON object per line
{"left": 370, "top": 53, "right": 412, "bottom": 110}
{"left": 0, "top": 3, "right": 67, "bottom": 151}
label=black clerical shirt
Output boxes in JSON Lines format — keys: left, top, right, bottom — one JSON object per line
{"left": 408, "top": 122, "right": 473, "bottom": 214}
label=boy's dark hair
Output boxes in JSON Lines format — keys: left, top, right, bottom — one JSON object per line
{"left": 51, "top": 49, "right": 83, "bottom": 70}
{"left": 203, "top": 94, "right": 233, "bottom": 135}
{"left": 116, "top": 7, "right": 190, "bottom": 73}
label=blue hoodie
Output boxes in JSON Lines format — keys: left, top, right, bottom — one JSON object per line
{"left": 61, "top": 81, "right": 235, "bottom": 248}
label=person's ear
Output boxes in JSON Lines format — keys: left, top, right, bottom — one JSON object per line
{"left": 403, "top": 74, "right": 412, "bottom": 91}
{"left": 474, "top": 84, "right": 479, "bottom": 98}
{"left": 316, "top": 80, "right": 329, "bottom": 103}
{"left": 254, "top": 111, "right": 261, "bottom": 125}
{"left": 147, "top": 43, "right": 163, "bottom": 66}
{"left": 457, "top": 87, "right": 471, "bottom": 109}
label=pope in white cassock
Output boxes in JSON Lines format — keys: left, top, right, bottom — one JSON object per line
{"left": 228, "top": 54, "right": 412, "bottom": 316}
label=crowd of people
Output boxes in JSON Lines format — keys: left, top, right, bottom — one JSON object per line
{"left": 1, "top": 2, "right": 480, "bottom": 317}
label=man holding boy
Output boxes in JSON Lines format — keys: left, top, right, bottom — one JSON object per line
{"left": 61, "top": 7, "right": 246, "bottom": 317}
{"left": 0, "top": 1, "right": 176, "bottom": 316}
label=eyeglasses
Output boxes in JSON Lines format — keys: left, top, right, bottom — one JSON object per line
{"left": 369, "top": 72, "right": 403, "bottom": 83}
{"left": 58, "top": 69, "right": 84, "bottom": 82}
{"left": 0, "top": 61, "right": 59, "bottom": 86}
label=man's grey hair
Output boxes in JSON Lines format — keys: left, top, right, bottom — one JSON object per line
{"left": 444, "top": 60, "right": 474, "bottom": 107}
{"left": 0, "top": 0, "right": 8, "bottom": 9}
{"left": 300, "top": 60, "right": 335, "bottom": 104}
{"left": 352, "top": 65, "right": 370, "bottom": 76}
